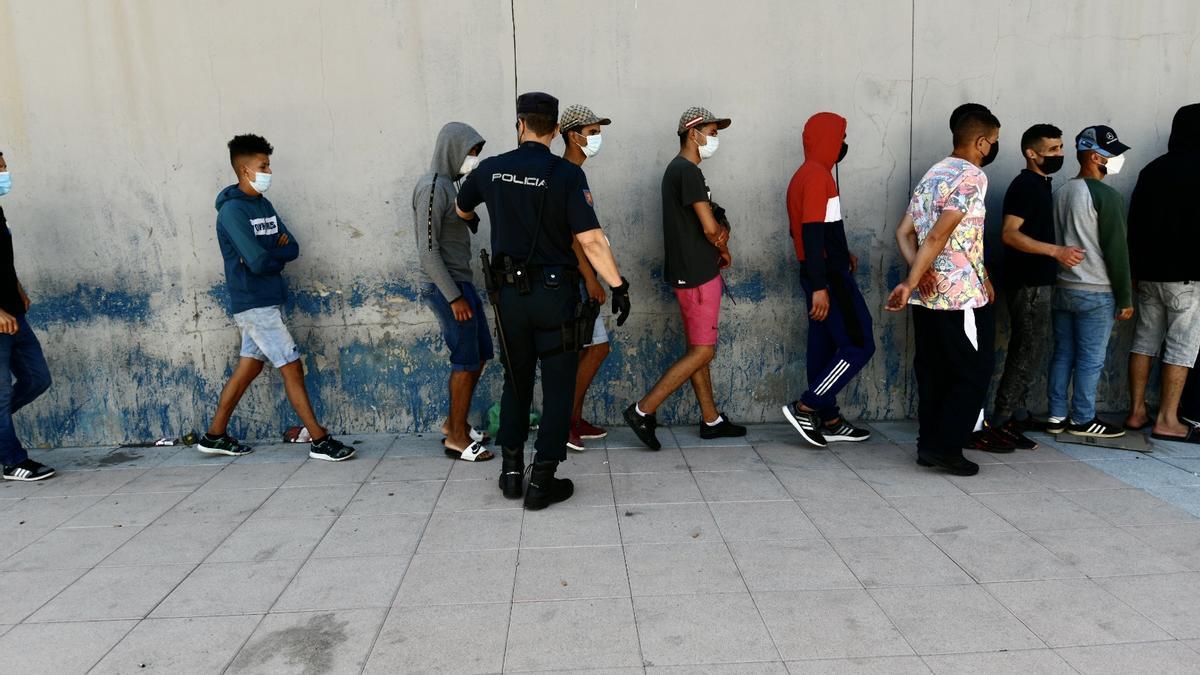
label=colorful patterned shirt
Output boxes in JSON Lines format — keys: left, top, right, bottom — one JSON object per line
{"left": 906, "top": 157, "right": 990, "bottom": 310}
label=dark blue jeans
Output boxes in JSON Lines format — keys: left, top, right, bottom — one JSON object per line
{"left": 0, "top": 317, "right": 52, "bottom": 466}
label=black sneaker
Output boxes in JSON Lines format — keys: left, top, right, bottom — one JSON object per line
{"left": 782, "top": 401, "right": 827, "bottom": 448}
{"left": 997, "top": 419, "right": 1038, "bottom": 450}
{"left": 1067, "top": 418, "right": 1125, "bottom": 439}
{"left": 197, "top": 433, "right": 253, "bottom": 456}
{"left": 1046, "top": 418, "right": 1067, "bottom": 434}
{"left": 2, "top": 459, "right": 56, "bottom": 481}
{"left": 310, "top": 435, "right": 356, "bottom": 462}
{"left": 700, "top": 414, "right": 747, "bottom": 439}
{"left": 917, "top": 451, "right": 979, "bottom": 476}
{"left": 964, "top": 423, "right": 1016, "bottom": 453}
{"left": 822, "top": 420, "right": 871, "bottom": 443}
{"left": 623, "top": 403, "right": 661, "bottom": 451}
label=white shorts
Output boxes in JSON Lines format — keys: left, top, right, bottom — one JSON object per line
{"left": 234, "top": 306, "right": 301, "bottom": 368}
{"left": 1131, "top": 281, "right": 1200, "bottom": 367}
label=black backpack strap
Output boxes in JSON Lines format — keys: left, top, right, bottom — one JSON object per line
{"left": 522, "top": 156, "right": 562, "bottom": 266}
{"left": 425, "top": 173, "right": 438, "bottom": 251}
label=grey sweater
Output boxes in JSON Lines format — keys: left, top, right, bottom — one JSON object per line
{"left": 412, "top": 122, "right": 485, "bottom": 302}
{"left": 1053, "top": 177, "right": 1133, "bottom": 308}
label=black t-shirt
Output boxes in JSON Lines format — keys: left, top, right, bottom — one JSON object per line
{"left": 457, "top": 141, "right": 599, "bottom": 267}
{"left": 661, "top": 155, "right": 718, "bottom": 288}
{"left": 1002, "top": 169, "right": 1056, "bottom": 288}
{"left": 0, "top": 208, "right": 23, "bottom": 317}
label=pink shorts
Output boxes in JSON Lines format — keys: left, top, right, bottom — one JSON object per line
{"left": 673, "top": 275, "right": 723, "bottom": 346}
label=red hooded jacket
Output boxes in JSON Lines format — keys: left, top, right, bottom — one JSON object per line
{"left": 786, "top": 112, "right": 851, "bottom": 291}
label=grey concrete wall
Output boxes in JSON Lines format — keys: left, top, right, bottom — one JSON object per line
{"left": 0, "top": 0, "right": 1195, "bottom": 447}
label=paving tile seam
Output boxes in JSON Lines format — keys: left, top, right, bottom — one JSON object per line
{"left": 358, "top": 444, "right": 455, "bottom": 675}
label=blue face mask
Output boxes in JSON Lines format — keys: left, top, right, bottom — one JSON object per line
{"left": 0, "top": 172, "right": 10, "bottom": 197}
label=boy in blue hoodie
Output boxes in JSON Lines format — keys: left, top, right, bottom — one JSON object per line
{"left": 197, "top": 134, "right": 354, "bottom": 461}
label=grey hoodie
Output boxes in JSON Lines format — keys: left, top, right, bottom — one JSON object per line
{"left": 413, "top": 122, "right": 485, "bottom": 301}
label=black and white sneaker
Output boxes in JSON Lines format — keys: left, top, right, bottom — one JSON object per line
{"left": 822, "top": 420, "right": 871, "bottom": 443}
{"left": 197, "top": 433, "right": 253, "bottom": 456}
{"left": 700, "top": 414, "right": 747, "bottom": 439}
{"left": 310, "top": 436, "right": 356, "bottom": 462}
{"left": 2, "top": 459, "right": 56, "bottom": 481}
{"left": 782, "top": 401, "right": 827, "bottom": 448}
{"left": 1045, "top": 418, "right": 1067, "bottom": 434}
{"left": 622, "top": 403, "right": 661, "bottom": 451}
{"left": 1067, "top": 418, "right": 1126, "bottom": 439}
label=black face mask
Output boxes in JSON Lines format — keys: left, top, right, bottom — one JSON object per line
{"left": 980, "top": 139, "right": 999, "bottom": 167}
{"left": 837, "top": 142, "right": 848, "bottom": 163}
{"left": 1038, "top": 154, "right": 1064, "bottom": 175}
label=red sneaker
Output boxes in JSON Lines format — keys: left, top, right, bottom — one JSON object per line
{"left": 574, "top": 418, "right": 608, "bottom": 440}
{"left": 567, "top": 426, "right": 585, "bottom": 452}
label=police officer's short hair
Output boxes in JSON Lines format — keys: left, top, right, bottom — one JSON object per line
{"left": 519, "top": 112, "right": 557, "bottom": 137}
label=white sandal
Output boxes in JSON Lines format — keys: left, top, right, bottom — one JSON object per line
{"left": 444, "top": 440, "right": 493, "bottom": 462}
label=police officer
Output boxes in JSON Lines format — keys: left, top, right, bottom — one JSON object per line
{"left": 456, "top": 92, "right": 630, "bottom": 510}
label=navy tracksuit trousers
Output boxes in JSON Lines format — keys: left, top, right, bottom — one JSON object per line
{"left": 798, "top": 268, "right": 875, "bottom": 421}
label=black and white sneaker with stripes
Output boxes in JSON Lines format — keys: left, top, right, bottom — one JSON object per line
{"left": 782, "top": 401, "right": 827, "bottom": 448}
{"left": 2, "top": 458, "right": 56, "bottom": 481}
{"left": 822, "top": 420, "right": 871, "bottom": 443}
{"left": 1067, "top": 417, "right": 1125, "bottom": 438}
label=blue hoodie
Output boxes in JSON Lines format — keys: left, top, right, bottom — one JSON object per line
{"left": 215, "top": 184, "right": 299, "bottom": 313}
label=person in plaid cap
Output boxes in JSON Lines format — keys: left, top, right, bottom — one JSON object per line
{"left": 624, "top": 107, "right": 746, "bottom": 451}
{"left": 558, "top": 105, "right": 621, "bottom": 452}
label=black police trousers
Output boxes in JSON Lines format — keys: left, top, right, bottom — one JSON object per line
{"left": 495, "top": 281, "right": 579, "bottom": 461}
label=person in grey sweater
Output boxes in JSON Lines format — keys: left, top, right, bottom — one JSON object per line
{"left": 413, "top": 122, "right": 493, "bottom": 461}
{"left": 1046, "top": 125, "right": 1134, "bottom": 439}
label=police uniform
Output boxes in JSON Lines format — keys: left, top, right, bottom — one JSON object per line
{"left": 456, "top": 92, "right": 602, "bottom": 506}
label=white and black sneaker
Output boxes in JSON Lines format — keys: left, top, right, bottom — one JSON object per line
{"left": 3, "top": 458, "right": 56, "bottom": 481}
{"left": 1067, "top": 417, "right": 1126, "bottom": 439}
{"left": 310, "top": 435, "right": 356, "bottom": 462}
{"left": 782, "top": 401, "right": 827, "bottom": 448}
{"left": 822, "top": 420, "right": 871, "bottom": 443}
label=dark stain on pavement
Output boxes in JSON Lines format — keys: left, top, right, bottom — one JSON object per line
{"left": 233, "top": 612, "right": 349, "bottom": 674}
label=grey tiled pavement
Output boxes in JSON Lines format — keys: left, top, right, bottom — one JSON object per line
{"left": 2, "top": 423, "right": 1200, "bottom": 673}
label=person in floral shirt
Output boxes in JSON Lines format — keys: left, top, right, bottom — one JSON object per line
{"left": 887, "top": 109, "right": 1001, "bottom": 476}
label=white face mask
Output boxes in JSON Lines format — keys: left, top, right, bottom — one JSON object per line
{"left": 1102, "top": 153, "right": 1126, "bottom": 175}
{"left": 251, "top": 171, "right": 272, "bottom": 194}
{"left": 459, "top": 155, "right": 481, "bottom": 176}
{"left": 578, "top": 133, "right": 602, "bottom": 158}
{"left": 697, "top": 133, "right": 719, "bottom": 159}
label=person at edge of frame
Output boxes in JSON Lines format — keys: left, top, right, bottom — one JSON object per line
{"left": 455, "top": 92, "right": 631, "bottom": 510}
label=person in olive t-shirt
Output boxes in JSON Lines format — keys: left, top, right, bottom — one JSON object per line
{"left": 0, "top": 151, "right": 55, "bottom": 482}
{"left": 623, "top": 107, "right": 746, "bottom": 451}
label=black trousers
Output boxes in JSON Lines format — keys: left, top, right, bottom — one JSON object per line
{"left": 494, "top": 282, "right": 578, "bottom": 461}
{"left": 912, "top": 305, "right": 996, "bottom": 457}
{"left": 1183, "top": 350, "right": 1200, "bottom": 421}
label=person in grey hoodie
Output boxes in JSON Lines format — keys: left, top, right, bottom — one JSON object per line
{"left": 414, "top": 122, "right": 493, "bottom": 461}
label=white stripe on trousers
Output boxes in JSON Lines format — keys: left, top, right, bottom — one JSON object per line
{"left": 814, "top": 360, "right": 849, "bottom": 396}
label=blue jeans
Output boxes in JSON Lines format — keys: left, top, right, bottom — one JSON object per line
{"left": 0, "top": 317, "right": 53, "bottom": 466}
{"left": 1047, "top": 288, "right": 1115, "bottom": 423}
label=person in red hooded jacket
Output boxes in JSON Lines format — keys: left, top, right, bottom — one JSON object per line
{"left": 781, "top": 112, "right": 875, "bottom": 447}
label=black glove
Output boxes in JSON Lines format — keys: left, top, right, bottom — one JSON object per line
{"left": 610, "top": 277, "right": 631, "bottom": 327}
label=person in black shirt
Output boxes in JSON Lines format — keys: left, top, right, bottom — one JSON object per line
{"left": 0, "top": 152, "right": 55, "bottom": 481}
{"left": 456, "top": 92, "right": 630, "bottom": 510}
{"left": 992, "top": 124, "right": 1082, "bottom": 439}
{"left": 624, "top": 107, "right": 746, "bottom": 451}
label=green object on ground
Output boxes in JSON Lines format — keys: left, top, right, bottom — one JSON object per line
{"left": 486, "top": 403, "right": 540, "bottom": 439}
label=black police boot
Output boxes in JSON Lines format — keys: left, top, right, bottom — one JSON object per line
{"left": 499, "top": 446, "right": 525, "bottom": 499}
{"left": 524, "top": 459, "right": 574, "bottom": 510}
